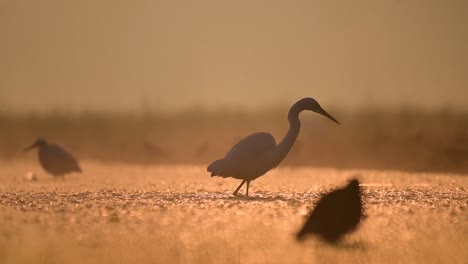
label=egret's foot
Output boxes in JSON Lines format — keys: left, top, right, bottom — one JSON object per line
{"left": 233, "top": 180, "right": 246, "bottom": 196}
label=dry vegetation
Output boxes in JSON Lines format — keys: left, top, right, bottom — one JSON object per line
{"left": 1, "top": 107, "right": 467, "bottom": 173}
{"left": 0, "top": 162, "right": 466, "bottom": 264}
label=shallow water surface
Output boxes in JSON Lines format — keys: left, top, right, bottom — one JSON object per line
{"left": 0, "top": 161, "right": 467, "bottom": 264}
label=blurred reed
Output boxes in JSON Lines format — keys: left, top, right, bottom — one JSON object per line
{"left": 1, "top": 106, "right": 467, "bottom": 173}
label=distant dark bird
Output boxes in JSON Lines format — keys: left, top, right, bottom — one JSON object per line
{"left": 25, "top": 138, "right": 82, "bottom": 179}
{"left": 207, "top": 98, "right": 339, "bottom": 196}
{"left": 296, "top": 179, "right": 363, "bottom": 243}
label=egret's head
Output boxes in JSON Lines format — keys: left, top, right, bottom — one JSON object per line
{"left": 299, "top": 97, "right": 340, "bottom": 124}
{"left": 25, "top": 138, "right": 48, "bottom": 151}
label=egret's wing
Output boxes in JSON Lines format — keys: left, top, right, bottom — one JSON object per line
{"left": 224, "top": 132, "right": 276, "bottom": 161}
{"left": 47, "top": 144, "right": 82, "bottom": 173}
{"left": 208, "top": 132, "right": 277, "bottom": 177}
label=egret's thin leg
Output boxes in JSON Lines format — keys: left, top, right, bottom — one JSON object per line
{"left": 246, "top": 181, "right": 251, "bottom": 196}
{"left": 233, "top": 180, "right": 246, "bottom": 195}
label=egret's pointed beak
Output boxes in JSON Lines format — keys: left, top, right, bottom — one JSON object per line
{"left": 317, "top": 107, "right": 340, "bottom": 124}
{"left": 24, "top": 143, "right": 37, "bottom": 152}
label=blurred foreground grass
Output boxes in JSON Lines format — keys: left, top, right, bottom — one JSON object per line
{"left": 1, "top": 106, "right": 468, "bottom": 173}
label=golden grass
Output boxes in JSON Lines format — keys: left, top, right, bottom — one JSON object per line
{"left": 0, "top": 161, "right": 467, "bottom": 264}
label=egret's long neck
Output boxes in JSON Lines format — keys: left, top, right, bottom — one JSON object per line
{"left": 274, "top": 103, "right": 302, "bottom": 166}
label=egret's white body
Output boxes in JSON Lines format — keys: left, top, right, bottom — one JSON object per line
{"left": 208, "top": 97, "right": 339, "bottom": 196}
{"left": 25, "top": 138, "right": 82, "bottom": 179}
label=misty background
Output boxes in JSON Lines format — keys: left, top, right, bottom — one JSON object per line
{"left": 1, "top": 0, "right": 467, "bottom": 113}
{"left": 1, "top": 0, "right": 468, "bottom": 173}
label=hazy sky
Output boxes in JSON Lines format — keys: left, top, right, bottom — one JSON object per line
{"left": 1, "top": 0, "right": 467, "bottom": 113}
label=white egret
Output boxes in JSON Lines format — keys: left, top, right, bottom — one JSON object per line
{"left": 296, "top": 179, "right": 363, "bottom": 243}
{"left": 25, "top": 138, "right": 82, "bottom": 179}
{"left": 207, "top": 97, "right": 339, "bottom": 196}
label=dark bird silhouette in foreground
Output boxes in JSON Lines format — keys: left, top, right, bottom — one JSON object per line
{"left": 207, "top": 98, "right": 339, "bottom": 196}
{"left": 296, "top": 179, "right": 363, "bottom": 243}
{"left": 25, "top": 138, "right": 82, "bottom": 179}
